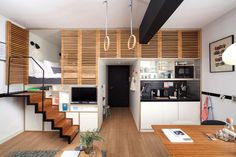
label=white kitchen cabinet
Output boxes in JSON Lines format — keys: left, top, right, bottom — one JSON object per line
{"left": 141, "top": 101, "right": 200, "bottom": 130}
{"left": 161, "top": 102, "right": 179, "bottom": 124}
{"left": 80, "top": 112, "right": 98, "bottom": 132}
{"left": 178, "top": 102, "right": 200, "bottom": 125}
{"left": 66, "top": 112, "right": 79, "bottom": 125}
{"left": 141, "top": 102, "right": 178, "bottom": 130}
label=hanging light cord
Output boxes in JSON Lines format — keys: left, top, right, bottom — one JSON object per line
{"left": 128, "top": 0, "right": 136, "bottom": 50}
{"left": 129, "top": 0, "right": 133, "bottom": 35}
{"left": 105, "top": 0, "right": 108, "bottom": 36}
{"left": 103, "top": 0, "right": 110, "bottom": 52}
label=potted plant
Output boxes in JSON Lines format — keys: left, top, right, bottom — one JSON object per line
{"left": 80, "top": 130, "right": 103, "bottom": 154}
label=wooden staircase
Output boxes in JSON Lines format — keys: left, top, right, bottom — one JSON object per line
{"left": 13, "top": 91, "right": 79, "bottom": 143}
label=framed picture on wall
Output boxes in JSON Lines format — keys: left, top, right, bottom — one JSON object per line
{"left": 209, "top": 35, "right": 234, "bottom": 73}
{"left": 0, "top": 42, "right": 6, "bottom": 61}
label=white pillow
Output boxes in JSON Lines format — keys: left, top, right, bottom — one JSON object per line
{"left": 29, "top": 59, "right": 34, "bottom": 76}
{"left": 43, "top": 60, "right": 54, "bottom": 74}
{"left": 33, "top": 59, "right": 47, "bottom": 75}
{"left": 51, "top": 61, "right": 60, "bottom": 68}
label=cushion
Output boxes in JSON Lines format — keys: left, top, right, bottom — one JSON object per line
{"left": 52, "top": 67, "right": 61, "bottom": 74}
{"left": 28, "top": 59, "right": 34, "bottom": 76}
{"left": 43, "top": 60, "right": 54, "bottom": 74}
{"left": 33, "top": 59, "right": 46, "bottom": 74}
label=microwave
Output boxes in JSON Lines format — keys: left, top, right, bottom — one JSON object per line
{"left": 175, "top": 66, "right": 194, "bottom": 78}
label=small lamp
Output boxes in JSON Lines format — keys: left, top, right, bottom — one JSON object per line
{"left": 222, "top": 43, "right": 236, "bottom": 65}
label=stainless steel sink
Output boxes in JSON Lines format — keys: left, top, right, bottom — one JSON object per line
{"left": 180, "top": 96, "right": 192, "bottom": 99}
{"left": 154, "top": 97, "right": 169, "bottom": 100}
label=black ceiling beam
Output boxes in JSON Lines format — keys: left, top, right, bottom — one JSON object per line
{"left": 139, "top": 0, "right": 184, "bottom": 44}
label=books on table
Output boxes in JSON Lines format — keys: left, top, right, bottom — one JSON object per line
{"left": 162, "top": 129, "right": 193, "bottom": 143}
{"left": 61, "top": 151, "right": 80, "bottom": 157}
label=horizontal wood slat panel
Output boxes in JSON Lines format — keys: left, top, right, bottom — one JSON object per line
{"left": 182, "top": 31, "right": 199, "bottom": 58}
{"left": 61, "top": 30, "right": 79, "bottom": 84}
{"left": 141, "top": 34, "right": 158, "bottom": 58}
{"left": 81, "top": 30, "right": 97, "bottom": 84}
{"left": 6, "top": 21, "right": 29, "bottom": 85}
{"left": 61, "top": 29, "right": 200, "bottom": 85}
{"left": 162, "top": 31, "right": 178, "bottom": 58}
{"left": 100, "top": 30, "right": 117, "bottom": 58}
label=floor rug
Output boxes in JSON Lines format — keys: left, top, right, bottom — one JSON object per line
{"left": 8, "top": 150, "right": 57, "bottom": 157}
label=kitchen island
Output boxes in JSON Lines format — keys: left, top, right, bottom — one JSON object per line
{"left": 140, "top": 98, "right": 200, "bottom": 131}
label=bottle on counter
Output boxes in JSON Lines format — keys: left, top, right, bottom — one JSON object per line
{"left": 157, "top": 89, "right": 160, "bottom": 97}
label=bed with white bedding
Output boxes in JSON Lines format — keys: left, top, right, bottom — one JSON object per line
{"left": 29, "top": 59, "right": 61, "bottom": 84}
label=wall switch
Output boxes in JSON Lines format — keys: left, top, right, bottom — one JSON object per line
{"left": 232, "top": 96, "right": 236, "bottom": 102}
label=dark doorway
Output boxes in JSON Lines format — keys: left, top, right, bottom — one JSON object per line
{"left": 108, "top": 66, "right": 130, "bottom": 107}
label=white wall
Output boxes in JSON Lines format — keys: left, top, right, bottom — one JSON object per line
{"left": 0, "top": 97, "right": 24, "bottom": 144}
{"left": 0, "top": 15, "right": 26, "bottom": 144}
{"left": 98, "top": 60, "right": 107, "bottom": 129}
{"left": 202, "top": 8, "right": 236, "bottom": 124}
{"left": 29, "top": 31, "right": 60, "bottom": 62}
{"left": 129, "top": 60, "right": 140, "bottom": 130}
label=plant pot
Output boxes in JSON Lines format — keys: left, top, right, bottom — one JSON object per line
{"left": 84, "top": 146, "right": 93, "bottom": 154}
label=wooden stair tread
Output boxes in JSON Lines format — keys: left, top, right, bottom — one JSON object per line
{"left": 12, "top": 91, "right": 42, "bottom": 96}
{"left": 63, "top": 126, "right": 79, "bottom": 136}
{"left": 55, "top": 119, "right": 72, "bottom": 128}
{"left": 46, "top": 112, "right": 65, "bottom": 123}
{"left": 36, "top": 99, "right": 54, "bottom": 112}
{"left": 21, "top": 92, "right": 79, "bottom": 143}
{"left": 31, "top": 98, "right": 51, "bottom": 105}
{"left": 43, "top": 105, "right": 58, "bottom": 113}
{"left": 46, "top": 111, "right": 64, "bottom": 118}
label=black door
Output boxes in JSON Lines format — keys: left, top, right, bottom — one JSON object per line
{"left": 108, "top": 66, "right": 130, "bottom": 107}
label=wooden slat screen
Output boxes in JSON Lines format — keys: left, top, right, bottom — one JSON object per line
{"left": 100, "top": 30, "right": 117, "bottom": 58}
{"left": 81, "top": 30, "right": 97, "bottom": 85}
{"left": 182, "top": 31, "right": 199, "bottom": 58}
{"left": 141, "top": 34, "right": 158, "bottom": 58}
{"left": 120, "top": 30, "right": 138, "bottom": 58}
{"left": 161, "top": 31, "right": 178, "bottom": 58}
{"left": 61, "top": 30, "right": 79, "bottom": 84}
{"left": 61, "top": 29, "right": 201, "bottom": 85}
{"left": 6, "top": 21, "right": 29, "bottom": 84}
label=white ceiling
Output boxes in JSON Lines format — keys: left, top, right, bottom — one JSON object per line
{"left": 0, "top": 0, "right": 235, "bottom": 29}
{"left": 163, "top": 0, "right": 236, "bottom": 28}
{"left": 0, "top": 0, "right": 149, "bottom": 29}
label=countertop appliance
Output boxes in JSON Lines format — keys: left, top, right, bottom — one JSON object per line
{"left": 175, "top": 66, "right": 194, "bottom": 78}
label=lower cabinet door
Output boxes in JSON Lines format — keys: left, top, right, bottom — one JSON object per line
{"left": 141, "top": 102, "right": 178, "bottom": 130}
{"left": 141, "top": 102, "right": 163, "bottom": 130}
{"left": 178, "top": 102, "right": 200, "bottom": 125}
{"left": 80, "top": 112, "right": 98, "bottom": 132}
{"left": 66, "top": 112, "right": 79, "bottom": 125}
{"left": 161, "top": 102, "right": 179, "bottom": 124}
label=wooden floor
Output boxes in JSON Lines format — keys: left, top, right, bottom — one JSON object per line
{"left": 0, "top": 108, "right": 169, "bottom": 157}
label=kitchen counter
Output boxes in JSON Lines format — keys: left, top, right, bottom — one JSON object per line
{"left": 141, "top": 96, "right": 200, "bottom": 102}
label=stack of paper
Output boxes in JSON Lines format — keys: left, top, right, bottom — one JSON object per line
{"left": 61, "top": 151, "right": 80, "bottom": 157}
{"left": 162, "top": 129, "right": 193, "bottom": 143}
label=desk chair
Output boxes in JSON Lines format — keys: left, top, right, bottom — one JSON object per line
{"left": 201, "top": 120, "right": 226, "bottom": 125}
{"left": 103, "top": 105, "right": 111, "bottom": 118}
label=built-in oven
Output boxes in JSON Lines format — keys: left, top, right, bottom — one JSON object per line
{"left": 175, "top": 66, "right": 194, "bottom": 78}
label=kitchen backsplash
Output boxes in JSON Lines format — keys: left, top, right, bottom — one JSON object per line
{"left": 141, "top": 80, "right": 200, "bottom": 99}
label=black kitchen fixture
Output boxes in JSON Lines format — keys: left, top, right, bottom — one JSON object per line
{"left": 30, "top": 41, "right": 40, "bottom": 49}
{"left": 139, "top": 0, "right": 183, "bottom": 44}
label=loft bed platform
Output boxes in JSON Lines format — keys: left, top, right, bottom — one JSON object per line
{"left": 28, "top": 77, "right": 61, "bottom": 84}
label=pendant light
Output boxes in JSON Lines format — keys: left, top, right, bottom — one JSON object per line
{"left": 128, "top": 0, "right": 136, "bottom": 50}
{"left": 222, "top": 43, "right": 236, "bottom": 65}
{"left": 103, "top": 0, "right": 110, "bottom": 52}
